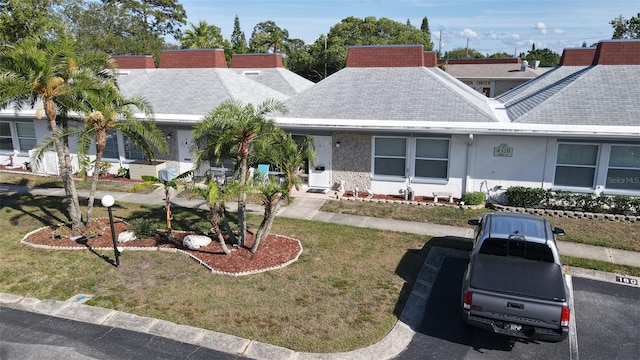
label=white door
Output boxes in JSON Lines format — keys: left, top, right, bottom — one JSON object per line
{"left": 177, "top": 129, "right": 196, "bottom": 174}
{"left": 308, "top": 135, "right": 332, "bottom": 189}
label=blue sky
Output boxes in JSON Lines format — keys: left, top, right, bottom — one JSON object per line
{"left": 179, "top": 0, "right": 640, "bottom": 55}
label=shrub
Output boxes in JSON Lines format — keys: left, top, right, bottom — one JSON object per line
{"left": 461, "top": 191, "right": 485, "bottom": 205}
{"left": 505, "top": 186, "right": 550, "bottom": 208}
{"left": 127, "top": 218, "right": 158, "bottom": 238}
{"left": 98, "top": 161, "right": 111, "bottom": 176}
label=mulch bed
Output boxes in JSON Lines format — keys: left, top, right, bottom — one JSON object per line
{"left": 20, "top": 218, "right": 303, "bottom": 276}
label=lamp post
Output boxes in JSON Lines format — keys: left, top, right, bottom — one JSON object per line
{"left": 101, "top": 195, "right": 120, "bottom": 267}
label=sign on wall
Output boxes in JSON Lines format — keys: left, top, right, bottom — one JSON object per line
{"left": 493, "top": 143, "right": 513, "bottom": 157}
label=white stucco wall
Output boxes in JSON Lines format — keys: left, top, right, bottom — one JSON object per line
{"left": 467, "top": 135, "right": 555, "bottom": 193}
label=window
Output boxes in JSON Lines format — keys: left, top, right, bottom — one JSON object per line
{"left": 606, "top": 145, "right": 640, "bottom": 191}
{"left": 103, "top": 131, "right": 119, "bottom": 159}
{"left": 414, "top": 138, "right": 449, "bottom": 180}
{"left": 123, "top": 135, "right": 145, "bottom": 160}
{"left": 15, "top": 122, "right": 36, "bottom": 151}
{"left": 373, "top": 137, "right": 406, "bottom": 177}
{"left": 554, "top": 143, "right": 598, "bottom": 188}
{"left": 0, "top": 122, "right": 12, "bottom": 151}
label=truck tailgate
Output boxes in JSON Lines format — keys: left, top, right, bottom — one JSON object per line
{"left": 470, "top": 254, "right": 566, "bottom": 302}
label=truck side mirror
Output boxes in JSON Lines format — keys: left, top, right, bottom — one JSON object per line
{"left": 468, "top": 219, "right": 480, "bottom": 226}
{"left": 553, "top": 227, "right": 565, "bottom": 236}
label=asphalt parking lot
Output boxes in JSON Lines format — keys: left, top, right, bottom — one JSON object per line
{"left": 395, "top": 255, "right": 640, "bottom": 360}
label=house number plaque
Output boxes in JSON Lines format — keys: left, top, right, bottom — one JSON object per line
{"left": 493, "top": 143, "right": 513, "bottom": 157}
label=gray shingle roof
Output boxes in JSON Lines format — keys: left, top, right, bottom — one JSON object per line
{"left": 278, "top": 67, "right": 498, "bottom": 122}
{"left": 116, "top": 68, "right": 290, "bottom": 116}
{"left": 497, "top": 65, "right": 640, "bottom": 126}
{"left": 443, "top": 63, "right": 549, "bottom": 79}
{"left": 231, "top": 68, "right": 314, "bottom": 97}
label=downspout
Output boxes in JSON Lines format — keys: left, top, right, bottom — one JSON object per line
{"left": 464, "top": 134, "right": 474, "bottom": 193}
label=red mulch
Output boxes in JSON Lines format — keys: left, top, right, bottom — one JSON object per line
{"left": 20, "top": 218, "right": 303, "bottom": 275}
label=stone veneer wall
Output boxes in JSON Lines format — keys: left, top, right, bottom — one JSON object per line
{"left": 332, "top": 132, "right": 372, "bottom": 191}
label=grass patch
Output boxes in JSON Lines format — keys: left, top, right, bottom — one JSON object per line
{"left": 320, "top": 200, "right": 640, "bottom": 252}
{"left": 562, "top": 256, "right": 640, "bottom": 277}
{"left": 0, "top": 172, "right": 155, "bottom": 194}
{"left": 0, "top": 193, "right": 434, "bottom": 353}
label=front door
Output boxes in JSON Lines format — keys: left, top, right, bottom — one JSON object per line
{"left": 177, "top": 129, "right": 195, "bottom": 174}
{"left": 308, "top": 135, "right": 332, "bottom": 189}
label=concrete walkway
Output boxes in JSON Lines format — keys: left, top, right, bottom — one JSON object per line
{"left": 1, "top": 183, "right": 639, "bottom": 359}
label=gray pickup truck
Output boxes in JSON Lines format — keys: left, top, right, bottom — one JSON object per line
{"left": 461, "top": 212, "right": 570, "bottom": 342}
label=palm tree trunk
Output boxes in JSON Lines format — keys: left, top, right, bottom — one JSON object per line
{"left": 237, "top": 149, "right": 249, "bottom": 247}
{"left": 251, "top": 193, "right": 282, "bottom": 253}
{"left": 45, "top": 99, "right": 82, "bottom": 234}
{"left": 86, "top": 131, "right": 107, "bottom": 225}
{"left": 210, "top": 206, "right": 231, "bottom": 255}
{"left": 165, "top": 187, "right": 172, "bottom": 234}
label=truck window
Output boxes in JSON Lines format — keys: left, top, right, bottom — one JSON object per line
{"left": 479, "top": 238, "right": 554, "bottom": 262}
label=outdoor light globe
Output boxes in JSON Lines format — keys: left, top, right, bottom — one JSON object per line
{"left": 101, "top": 195, "right": 115, "bottom": 208}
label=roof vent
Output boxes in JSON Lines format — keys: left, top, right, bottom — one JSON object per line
{"left": 242, "top": 70, "right": 261, "bottom": 76}
{"left": 521, "top": 60, "right": 528, "bottom": 71}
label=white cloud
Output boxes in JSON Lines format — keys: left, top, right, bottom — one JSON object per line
{"left": 553, "top": 28, "right": 565, "bottom": 35}
{"left": 458, "top": 28, "right": 478, "bottom": 38}
{"left": 535, "top": 22, "right": 548, "bottom": 35}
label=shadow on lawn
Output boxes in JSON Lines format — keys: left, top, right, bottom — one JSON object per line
{"left": 392, "top": 236, "right": 473, "bottom": 319}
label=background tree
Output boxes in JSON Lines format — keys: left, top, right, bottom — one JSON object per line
{"left": 249, "top": 20, "right": 290, "bottom": 54}
{"left": 0, "top": 0, "right": 60, "bottom": 45}
{"left": 103, "top": 0, "right": 186, "bottom": 38}
{"left": 0, "top": 31, "right": 115, "bottom": 234}
{"left": 180, "top": 20, "right": 226, "bottom": 49}
{"left": 77, "top": 82, "right": 167, "bottom": 224}
{"left": 59, "top": 0, "right": 165, "bottom": 61}
{"left": 420, "top": 16, "right": 431, "bottom": 38}
{"left": 445, "top": 47, "right": 484, "bottom": 59}
{"left": 488, "top": 52, "right": 513, "bottom": 59}
{"left": 522, "top": 47, "right": 560, "bottom": 67}
{"left": 611, "top": 13, "right": 640, "bottom": 39}
{"left": 230, "top": 15, "right": 248, "bottom": 54}
{"left": 300, "top": 16, "right": 434, "bottom": 81}
{"left": 193, "top": 99, "right": 286, "bottom": 248}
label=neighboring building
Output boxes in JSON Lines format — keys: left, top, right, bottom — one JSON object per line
{"left": 438, "top": 58, "right": 549, "bottom": 97}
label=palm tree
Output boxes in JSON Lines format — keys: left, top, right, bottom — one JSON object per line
{"left": 186, "top": 179, "right": 242, "bottom": 254}
{"left": 0, "top": 32, "right": 115, "bottom": 234}
{"left": 193, "top": 99, "right": 286, "bottom": 247}
{"left": 251, "top": 133, "right": 315, "bottom": 252}
{"left": 77, "top": 81, "right": 168, "bottom": 224}
{"left": 180, "top": 20, "right": 225, "bottom": 49}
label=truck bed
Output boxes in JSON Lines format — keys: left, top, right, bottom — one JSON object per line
{"left": 470, "top": 253, "right": 566, "bottom": 302}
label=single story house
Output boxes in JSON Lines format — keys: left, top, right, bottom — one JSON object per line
{"left": 2, "top": 41, "right": 639, "bottom": 200}
{"left": 437, "top": 57, "right": 549, "bottom": 97}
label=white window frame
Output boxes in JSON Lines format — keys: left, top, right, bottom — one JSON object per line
{"left": 123, "top": 135, "right": 145, "bottom": 160}
{"left": 412, "top": 137, "right": 450, "bottom": 182}
{"left": 15, "top": 122, "right": 36, "bottom": 152}
{"left": 553, "top": 142, "right": 599, "bottom": 190}
{"left": 0, "top": 121, "right": 13, "bottom": 152}
{"left": 372, "top": 136, "right": 407, "bottom": 180}
{"left": 605, "top": 145, "right": 640, "bottom": 192}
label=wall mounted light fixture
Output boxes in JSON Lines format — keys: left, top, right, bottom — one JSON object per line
{"left": 335, "top": 141, "right": 341, "bottom": 148}
{"left": 166, "top": 133, "right": 172, "bottom": 140}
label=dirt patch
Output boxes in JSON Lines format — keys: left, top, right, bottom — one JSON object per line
{"left": 21, "top": 218, "right": 303, "bottom": 276}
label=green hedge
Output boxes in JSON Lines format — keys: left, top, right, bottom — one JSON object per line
{"left": 504, "top": 186, "right": 639, "bottom": 215}
{"left": 461, "top": 191, "right": 485, "bottom": 205}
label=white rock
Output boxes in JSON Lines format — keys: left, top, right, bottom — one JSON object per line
{"left": 117, "top": 231, "right": 137, "bottom": 243}
{"left": 183, "top": 235, "right": 212, "bottom": 249}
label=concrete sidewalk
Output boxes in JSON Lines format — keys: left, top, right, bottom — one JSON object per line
{"left": 3, "top": 181, "right": 639, "bottom": 267}
{"left": 1, "top": 183, "right": 639, "bottom": 359}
